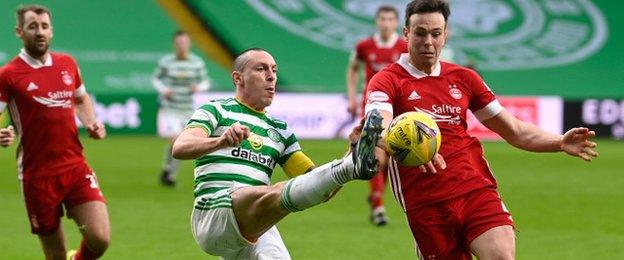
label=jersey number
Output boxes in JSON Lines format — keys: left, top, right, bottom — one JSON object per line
{"left": 86, "top": 173, "right": 100, "bottom": 189}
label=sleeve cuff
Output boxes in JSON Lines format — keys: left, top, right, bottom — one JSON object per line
{"left": 365, "top": 102, "right": 393, "bottom": 116}
{"left": 283, "top": 142, "right": 302, "bottom": 156}
{"left": 473, "top": 100, "right": 504, "bottom": 122}
{"left": 74, "top": 85, "right": 87, "bottom": 97}
{"left": 185, "top": 124, "right": 211, "bottom": 135}
{"left": 152, "top": 78, "right": 169, "bottom": 93}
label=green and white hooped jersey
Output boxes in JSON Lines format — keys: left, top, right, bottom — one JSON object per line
{"left": 153, "top": 53, "right": 208, "bottom": 112}
{"left": 188, "top": 98, "right": 301, "bottom": 207}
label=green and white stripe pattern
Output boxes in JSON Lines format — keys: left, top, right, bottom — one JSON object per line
{"left": 194, "top": 187, "right": 233, "bottom": 210}
{"left": 189, "top": 98, "right": 301, "bottom": 210}
{"left": 153, "top": 53, "right": 208, "bottom": 112}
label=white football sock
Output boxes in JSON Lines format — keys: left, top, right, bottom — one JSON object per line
{"left": 280, "top": 155, "right": 355, "bottom": 212}
{"left": 163, "top": 145, "right": 180, "bottom": 175}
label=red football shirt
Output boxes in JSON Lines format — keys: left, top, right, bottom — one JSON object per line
{"left": 352, "top": 32, "right": 407, "bottom": 84}
{"left": 365, "top": 54, "right": 504, "bottom": 211}
{"left": 0, "top": 50, "right": 87, "bottom": 180}
{"left": 352, "top": 32, "right": 407, "bottom": 115}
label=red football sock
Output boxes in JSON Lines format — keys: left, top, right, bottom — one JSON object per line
{"left": 74, "top": 239, "right": 103, "bottom": 260}
{"left": 368, "top": 171, "right": 387, "bottom": 208}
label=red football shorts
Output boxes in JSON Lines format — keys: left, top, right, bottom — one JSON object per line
{"left": 406, "top": 187, "right": 514, "bottom": 259}
{"left": 21, "top": 163, "right": 106, "bottom": 235}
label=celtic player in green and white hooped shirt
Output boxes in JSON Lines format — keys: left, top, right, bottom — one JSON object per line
{"left": 153, "top": 53, "right": 208, "bottom": 112}
{"left": 187, "top": 97, "right": 301, "bottom": 199}
{"left": 153, "top": 30, "right": 210, "bottom": 186}
{"left": 173, "top": 49, "right": 384, "bottom": 258}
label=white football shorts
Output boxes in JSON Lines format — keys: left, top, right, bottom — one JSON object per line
{"left": 157, "top": 109, "right": 192, "bottom": 138}
{"left": 191, "top": 187, "right": 291, "bottom": 259}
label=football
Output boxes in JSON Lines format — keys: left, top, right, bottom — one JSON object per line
{"left": 384, "top": 111, "right": 442, "bottom": 166}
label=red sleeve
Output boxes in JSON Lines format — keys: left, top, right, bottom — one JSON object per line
{"left": 355, "top": 41, "right": 365, "bottom": 61}
{"left": 466, "top": 69, "right": 503, "bottom": 121}
{"left": 364, "top": 70, "right": 396, "bottom": 115}
{"left": 68, "top": 55, "right": 83, "bottom": 90}
{"left": 0, "top": 66, "right": 9, "bottom": 104}
{"left": 63, "top": 55, "right": 87, "bottom": 99}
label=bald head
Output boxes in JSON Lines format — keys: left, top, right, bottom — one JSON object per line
{"left": 233, "top": 48, "right": 269, "bottom": 72}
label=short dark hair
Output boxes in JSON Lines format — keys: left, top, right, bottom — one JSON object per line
{"left": 404, "top": 0, "right": 450, "bottom": 27}
{"left": 233, "top": 48, "right": 269, "bottom": 72}
{"left": 376, "top": 5, "right": 399, "bottom": 19}
{"left": 173, "top": 30, "right": 188, "bottom": 39}
{"left": 16, "top": 4, "right": 51, "bottom": 29}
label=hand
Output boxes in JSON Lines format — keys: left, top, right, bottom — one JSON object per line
{"left": 419, "top": 153, "right": 446, "bottom": 174}
{"left": 163, "top": 88, "right": 174, "bottom": 100}
{"left": 221, "top": 122, "right": 250, "bottom": 147}
{"left": 347, "top": 98, "right": 358, "bottom": 118}
{"left": 348, "top": 121, "right": 363, "bottom": 145}
{"left": 561, "top": 127, "right": 598, "bottom": 162}
{"left": 0, "top": 126, "right": 15, "bottom": 147}
{"left": 86, "top": 122, "right": 106, "bottom": 139}
{"left": 190, "top": 85, "right": 199, "bottom": 94}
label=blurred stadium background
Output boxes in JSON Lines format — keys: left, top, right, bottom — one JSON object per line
{"left": 0, "top": 0, "right": 622, "bottom": 259}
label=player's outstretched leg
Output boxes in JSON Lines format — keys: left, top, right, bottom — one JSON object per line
{"left": 200, "top": 110, "right": 384, "bottom": 252}
{"left": 280, "top": 109, "right": 383, "bottom": 212}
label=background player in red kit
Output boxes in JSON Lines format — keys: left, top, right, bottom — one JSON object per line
{"left": 345, "top": 5, "right": 407, "bottom": 226}
{"left": 0, "top": 5, "right": 110, "bottom": 260}
{"left": 364, "top": 0, "right": 599, "bottom": 259}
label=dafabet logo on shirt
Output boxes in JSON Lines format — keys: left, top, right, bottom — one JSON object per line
{"left": 230, "top": 147, "right": 275, "bottom": 168}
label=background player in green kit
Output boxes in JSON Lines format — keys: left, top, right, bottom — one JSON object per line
{"left": 153, "top": 30, "right": 210, "bottom": 186}
{"left": 172, "top": 48, "right": 383, "bottom": 259}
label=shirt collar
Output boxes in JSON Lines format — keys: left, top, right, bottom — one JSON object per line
{"left": 397, "top": 53, "right": 441, "bottom": 78}
{"left": 373, "top": 32, "right": 399, "bottom": 49}
{"left": 18, "top": 49, "right": 52, "bottom": 69}
{"left": 235, "top": 97, "right": 266, "bottom": 114}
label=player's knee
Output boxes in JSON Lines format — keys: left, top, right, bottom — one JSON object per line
{"left": 39, "top": 232, "right": 66, "bottom": 260}
{"left": 257, "top": 184, "right": 284, "bottom": 212}
{"left": 90, "top": 234, "right": 110, "bottom": 253}
{"left": 243, "top": 185, "right": 285, "bottom": 220}
{"left": 84, "top": 226, "right": 111, "bottom": 253}
{"left": 41, "top": 241, "right": 66, "bottom": 260}
{"left": 43, "top": 247, "right": 67, "bottom": 260}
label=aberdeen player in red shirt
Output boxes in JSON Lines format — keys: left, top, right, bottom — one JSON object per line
{"left": 364, "top": 1, "right": 598, "bottom": 259}
{"left": 0, "top": 5, "right": 110, "bottom": 260}
{"left": 346, "top": 5, "right": 407, "bottom": 226}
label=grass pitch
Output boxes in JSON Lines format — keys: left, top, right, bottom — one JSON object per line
{"left": 0, "top": 136, "right": 622, "bottom": 259}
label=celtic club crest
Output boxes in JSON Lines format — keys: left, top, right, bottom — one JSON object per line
{"left": 246, "top": 0, "right": 607, "bottom": 70}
